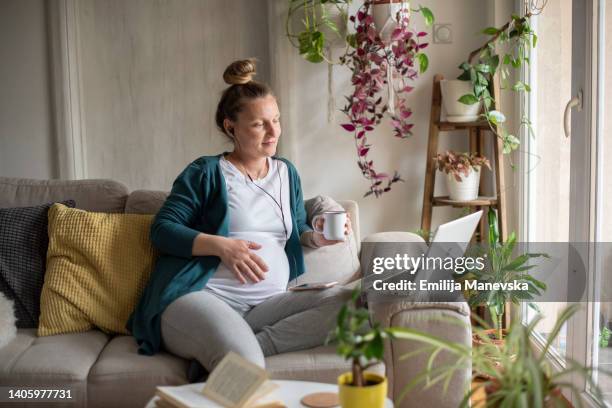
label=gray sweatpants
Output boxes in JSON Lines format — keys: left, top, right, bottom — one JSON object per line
{"left": 160, "top": 286, "right": 354, "bottom": 371}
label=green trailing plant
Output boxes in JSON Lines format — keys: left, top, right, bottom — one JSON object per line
{"left": 285, "top": 0, "right": 352, "bottom": 64}
{"left": 328, "top": 287, "right": 395, "bottom": 387}
{"left": 434, "top": 150, "right": 491, "bottom": 182}
{"left": 456, "top": 1, "right": 548, "bottom": 159}
{"left": 391, "top": 304, "right": 610, "bottom": 407}
{"left": 459, "top": 208, "right": 548, "bottom": 340}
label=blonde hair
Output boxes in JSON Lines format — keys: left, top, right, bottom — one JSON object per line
{"left": 222, "top": 59, "right": 257, "bottom": 85}
{"left": 215, "top": 59, "right": 273, "bottom": 136}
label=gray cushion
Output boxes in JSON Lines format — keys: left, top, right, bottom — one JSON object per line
{"left": 125, "top": 190, "right": 168, "bottom": 215}
{"left": 87, "top": 335, "right": 189, "bottom": 408}
{"left": 0, "top": 200, "right": 75, "bottom": 328}
{"left": 266, "top": 344, "right": 384, "bottom": 384}
{"left": 0, "top": 328, "right": 109, "bottom": 408}
{"left": 0, "top": 177, "right": 128, "bottom": 213}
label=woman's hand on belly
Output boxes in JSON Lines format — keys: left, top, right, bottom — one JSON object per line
{"left": 217, "top": 237, "right": 269, "bottom": 284}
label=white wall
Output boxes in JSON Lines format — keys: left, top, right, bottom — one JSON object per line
{"left": 0, "top": 0, "right": 57, "bottom": 179}
{"left": 76, "top": 0, "right": 270, "bottom": 190}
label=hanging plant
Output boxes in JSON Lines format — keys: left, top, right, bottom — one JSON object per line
{"left": 286, "top": 0, "right": 353, "bottom": 122}
{"left": 285, "top": 0, "right": 352, "bottom": 64}
{"left": 340, "top": 2, "right": 434, "bottom": 197}
{"left": 457, "top": 0, "right": 548, "bottom": 160}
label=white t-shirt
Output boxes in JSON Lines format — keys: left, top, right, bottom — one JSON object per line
{"left": 205, "top": 155, "right": 293, "bottom": 310}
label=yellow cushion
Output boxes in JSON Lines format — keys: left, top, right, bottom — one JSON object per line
{"left": 38, "top": 203, "right": 157, "bottom": 336}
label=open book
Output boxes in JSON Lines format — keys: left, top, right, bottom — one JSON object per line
{"left": 155, "top": 352, "right": 280, "bottom": 408}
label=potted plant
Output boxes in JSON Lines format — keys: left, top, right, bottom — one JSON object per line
{"left": 285, "top": 0, "right": 353, "bottom": 122}
{"left": 285, "top": 0, "right": 352, "bottom": 64}
{"left": 440, "top": 79, "right": 482, "bottom": 123}
{"left": 392, "top": 304, "right": 610, "bottom": 407}
{"left": 456, "top": 2, "right": 549, "bottom": 156}
{"left": 434, "top": 150, "right": 491, "bottom": 201}
{"left": 460, "top": 208, "right": 548, "bottom": 344}
{"left": 329, "top": 288, "right": 392, "bottom": 408}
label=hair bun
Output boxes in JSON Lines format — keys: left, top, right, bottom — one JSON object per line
{"left": 223, "top": 59, "right": 257, "bottom": 85}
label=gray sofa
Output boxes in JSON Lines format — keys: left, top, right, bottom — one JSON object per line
{"left": 0, "top": 177, "right": 471, "bottom": 408}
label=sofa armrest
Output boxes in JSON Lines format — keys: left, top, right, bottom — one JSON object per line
{"left": 361, "top": 231, "right": 471, "bottom": 407}
{"left": 369, "top": 299, "right": 471, "bottom": 408}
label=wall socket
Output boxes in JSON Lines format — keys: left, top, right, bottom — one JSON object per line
{"left": 433, "top": 23, "right": 453, "bottom": 44}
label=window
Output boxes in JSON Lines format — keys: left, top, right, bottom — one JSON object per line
{"left": 523, "top": 0, "right": 612, "bottom": 404}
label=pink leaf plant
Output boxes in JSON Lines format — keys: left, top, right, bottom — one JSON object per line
{"left": 434, "top": 150, "right": 492, "bottom": 182}
{"left": 340, "top": 2, "right": 429, "bottom": 197}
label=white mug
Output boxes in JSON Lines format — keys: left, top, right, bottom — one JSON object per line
{"left": 312, "top": 211, "right": 347, "bottom": 241}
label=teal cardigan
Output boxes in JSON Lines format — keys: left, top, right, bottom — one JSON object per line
{"left": 126, "top": 154, "right": 312, "bottom": 356}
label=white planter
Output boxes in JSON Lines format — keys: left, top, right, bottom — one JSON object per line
{"left": 440, "top": 79, "right": 482, "bottom": 122}
{"left": 446, "top": 166, "right": 481, "bottom": 201}
{"left": 371, "top": 1, "right": 409, "bottom": 43}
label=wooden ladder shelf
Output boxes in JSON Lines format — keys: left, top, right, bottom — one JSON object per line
{"left": 421, "top": 74, "right": 508, "bottom": 243}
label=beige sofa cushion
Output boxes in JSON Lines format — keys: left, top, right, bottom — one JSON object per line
{"left": 0, "top": 328, "right": 110, "bottom": 407}
{"left": 0, "top": 177, "right": 129, "bottom": 212}
{"left": 266, "top": 344, "right": 384, "bottom": 384}
{"left": 87, "top": 335, "right": 189, "bottom": 408}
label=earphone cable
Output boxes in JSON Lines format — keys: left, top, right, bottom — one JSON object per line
{"left": 246, "top": 164, "right": 289, "bottom": 241}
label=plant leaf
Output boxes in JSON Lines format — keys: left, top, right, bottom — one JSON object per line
{"left": 487, "top": 110, "right": 506, "bottom": 125}
{"left": 475, "top": 63, "right": 491, "bottom": 73}
{"left": 482, "top": 27, "right": 499, "bottom": 35}
{"left": 512, "top": 81, "right": 530, "bottom": 92}
{"left": 458, "top": 94, "right": 479, "bottom": 105}
{"left": 488, "top": 207, "right": 499, "bottom": 245}
{"left": 419, "top": 6, "right": 435, "bottom": 26}
{"left": 489, "top": 55, "right": 500, "bottom": 73}
{"left": 457, "top": 70, "right": 471, "bottom": 81}
{"left": 298, "top": 30, "right": 325, "bottom": 63}
{"left": 417, "top": 53, "right": 429, "bottom": 74}
{"left": 346, "top": 33, "right": 356, "bottom": 48}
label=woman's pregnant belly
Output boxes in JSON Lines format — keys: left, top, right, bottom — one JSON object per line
{"left": 205, "top": 232, "right": 290, "bottom": 306}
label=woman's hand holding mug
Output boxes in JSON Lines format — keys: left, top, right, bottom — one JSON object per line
{"left": 312, "top": 211, "right": 352, "bottom": 247}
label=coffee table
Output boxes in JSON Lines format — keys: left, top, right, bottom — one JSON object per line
{"left": 145, "top": 379, "right": 393, "bottom": 407}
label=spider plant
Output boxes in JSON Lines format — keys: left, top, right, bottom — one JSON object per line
{"left": 459, "top": 208, "right": 548, "bottom": 341}
{"left": 390, "top": 304, "right": 610, "bottom": 407}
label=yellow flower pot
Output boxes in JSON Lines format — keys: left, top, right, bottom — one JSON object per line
{"left": 337, "top": 372, "right": 388, "bottom": 408}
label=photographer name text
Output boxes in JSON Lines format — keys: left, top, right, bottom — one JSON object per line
{"left": 372, "top": 279, "right": 529, "bottom": 292}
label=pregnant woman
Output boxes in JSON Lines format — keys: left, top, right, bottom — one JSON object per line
{"left": 127, "top": 59, "right": 353, "bottom": 379}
